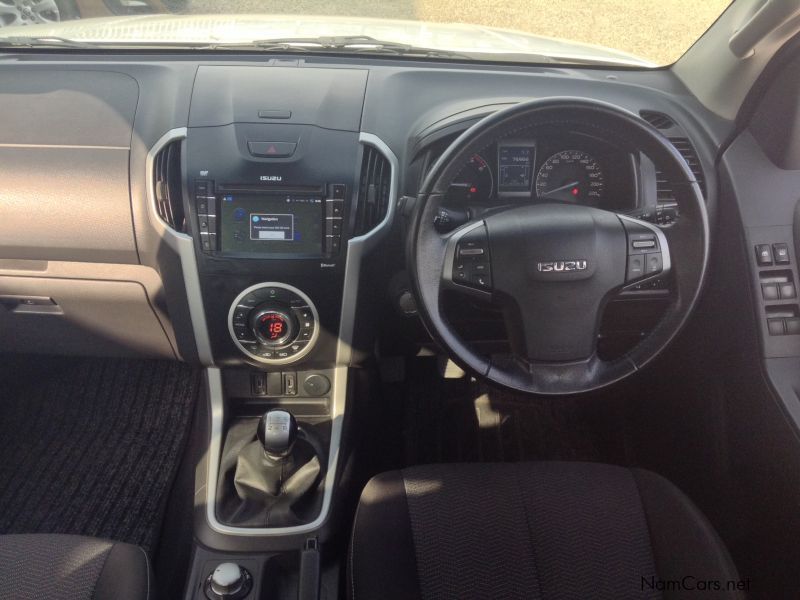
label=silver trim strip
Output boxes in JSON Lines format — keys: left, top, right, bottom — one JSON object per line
{"left": 227, "top": 282, "right": 321, "bottom": 365}
{"left": 337, "top": 133, "right": 400, "bottom": 365}
{"left": 203, "top": 132, "right": 399, "bottom": 536}
{"left": 145, "top": 128, "right": 214, "bottom": 366}
{"left": 204, "top": 365, "right": 346, "bottom": 536}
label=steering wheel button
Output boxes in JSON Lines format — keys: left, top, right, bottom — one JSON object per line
{"left": 472, "top": 274, "right": 492, "bottom": 289}
{"left": 626, "top": 255, "right": 645, "bottom": 280}
{"left": 454, "top": 270, "right": 470, "bottom": 283}
{"left": 473, "top": 262, "right": 489, "bottom": 273}
{"left": 459, "top": 247, "right": 485, "bottom": 257}
{"left": 645, "top": 253, "right": 663, "bottom": 274}
{"left": 632, "top": 239, "right": 656, "bottom": 249}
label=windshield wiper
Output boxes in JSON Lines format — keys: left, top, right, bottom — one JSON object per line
{"left": 0, "top": 36, "right": 101, "bottom": 49}
{"left": 211, "top": 35, "right": 475, "bottom": 60}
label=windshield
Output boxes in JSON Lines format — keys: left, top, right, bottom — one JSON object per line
{"left": 0, "top": 0, "right": 732, "bottom": 66}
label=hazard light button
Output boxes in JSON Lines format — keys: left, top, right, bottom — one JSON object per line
{"left": 247, "top": 141, "right": 297, "bottom": 158}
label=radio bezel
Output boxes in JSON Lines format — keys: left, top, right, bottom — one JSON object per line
{"left": 193, "top": 181, "right": 346, "bottom": 260}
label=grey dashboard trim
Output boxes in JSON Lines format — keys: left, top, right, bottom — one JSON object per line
{"left": 0, "top": 143, "right": 130, "bottom": 150}
{"left": 204, "top": 365, "right": 346, "bottom": 537}
{"left": 337, "top": 132, "right": 400, "bottom": 365}
{"left": 145, "top": 127, "right": 214, "bottom": 366}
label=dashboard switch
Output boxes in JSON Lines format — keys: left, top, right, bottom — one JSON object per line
{"left": 773, "top": 243, "right": 790, "bottom": 265}
{"left": 247, "top": 141, "right": 297, "bottom": 158}
{"left": 303, "top": 374, "right": 331, "bottom": 396}
{"left": 283, "top": 372, "right": 297, "bottom": 396}
{"left": 786, "top": 318, "right": 800, "bottom": 335}
{"left": 780, "top": 283, "right": 796, "bottom": 299}
{"left": 762, "top": 284, "right": 779, "bottom": 301}
{"left": 768, "top": 318, "right": 786, "bottom": 336}
{"left": 755, "top": 244, "right": 773, "bottom": 266}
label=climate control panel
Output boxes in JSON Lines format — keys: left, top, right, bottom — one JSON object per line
{"left": 228, "top": 283, "right": 319, "bottom": 365}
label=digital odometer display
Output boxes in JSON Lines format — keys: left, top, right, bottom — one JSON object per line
{"left": 498, "top": 144, "right": 535, "bottom": 192}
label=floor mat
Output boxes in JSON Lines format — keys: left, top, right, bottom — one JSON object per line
{"left": 0, "top": 356, "right": 200, "bottom": 551}
{"left": 399, "top": 357, "right": 630, "bottom": 467}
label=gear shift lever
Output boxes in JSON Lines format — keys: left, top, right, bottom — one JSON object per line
{"left": 257, "top": 409, "right": 298, "bottom": 460}
{"left": 221, "top": 407, "right": 329, "bottom": 527}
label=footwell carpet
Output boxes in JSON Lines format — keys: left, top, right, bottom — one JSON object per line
{"left": 0, "top": 356, "right": 200, "bottom": 551}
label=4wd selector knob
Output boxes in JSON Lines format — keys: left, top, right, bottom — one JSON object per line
{"left": 249, "top": 304, "right": 297, "bottom": 347}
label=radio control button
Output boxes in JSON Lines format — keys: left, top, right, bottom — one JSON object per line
{"left": 332, "top": 184, "right": 346, "bottom": 199}
{"left": 325, "top": 235, "right": 341, "bottom": 253}
{"left": 195, "top": 179, "right": 213, "bottom": 195}
{"left": 326, "top": 219, "right": 343, "bottom": 235}
{"left": 326, "top": 201, "right": 344, "bottom": 218}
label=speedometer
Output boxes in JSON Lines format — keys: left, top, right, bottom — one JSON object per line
{"left": 447, "top": 154, "right": 494, "bottom": 202}
{"left": 535, "top": 150, "right": 605, "bottom": 203}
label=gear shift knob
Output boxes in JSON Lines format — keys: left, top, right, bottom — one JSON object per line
{"left": 257, "top": 409, "right": 298, "bottom": 459}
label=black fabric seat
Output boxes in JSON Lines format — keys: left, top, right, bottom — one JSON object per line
{"left": 0, "top": 534, "right": 152, "bottom": 600}
{"left": 350, "top": 462, "right": 743, "bottom": 600}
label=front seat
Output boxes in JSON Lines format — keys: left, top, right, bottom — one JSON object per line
{"left": 350, "top": 462, "right": 743, "bottom": 599}
{"left": 0, "top": 534, "right": 153, "bottom": 599}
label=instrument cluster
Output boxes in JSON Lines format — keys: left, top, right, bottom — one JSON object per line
{"left": 444, "top": 131, "right": 637, "bottom": 211}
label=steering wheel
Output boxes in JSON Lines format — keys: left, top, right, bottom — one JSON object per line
{"left": 408, "top": 98, "right": 709, "bottom": 395}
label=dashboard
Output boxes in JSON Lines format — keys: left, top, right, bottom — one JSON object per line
{"left": 0, "top": 53, "right": 722, "bottom": 369}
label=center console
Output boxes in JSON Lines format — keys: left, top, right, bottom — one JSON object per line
{"left": 146, "top": 65, "right": 397, "bottom": 599}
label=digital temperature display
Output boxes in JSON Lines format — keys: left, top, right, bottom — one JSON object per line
{"left": 260, "top": 313, "right": 289, "bottom": 341}
{"left": 498, "top": 144, "right": 535, "bottom": 192}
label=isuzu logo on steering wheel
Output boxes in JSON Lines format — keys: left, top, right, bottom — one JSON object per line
{"left": 537, "top": 260, "right": 589, "bottom": 272}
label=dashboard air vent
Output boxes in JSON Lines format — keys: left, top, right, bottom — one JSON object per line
{"left": 660, "top": 137, "right": 706, "bottom": 199}
{"left": 355, "top": 145, "right": 391, "bottom": 235}
{"left": 153, "top": 140, "right": 185, "bottom": 232}
{"left": 640, "top": 110, "right": 676, "bottom": 130}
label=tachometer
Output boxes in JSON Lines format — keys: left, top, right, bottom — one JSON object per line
{"left": 535, "top": 150, "right": 605, "bottom": 203}
{"left": 447, "top": 154, "right": 494, "bottom": 202}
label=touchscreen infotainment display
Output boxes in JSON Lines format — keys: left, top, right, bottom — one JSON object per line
{"left": 220, "top": 194, "right": 323, "bottom": 256}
